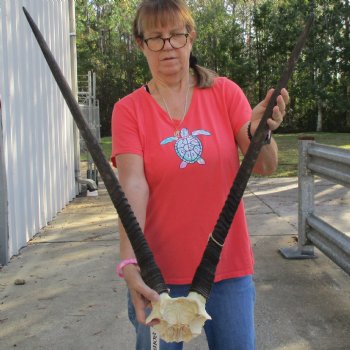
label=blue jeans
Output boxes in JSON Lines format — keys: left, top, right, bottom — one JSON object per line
{"left": 128, "top": 276, "right": 256, "bottom": 350}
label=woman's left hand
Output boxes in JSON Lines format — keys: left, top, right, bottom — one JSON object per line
{"left": 251, "top": 88, "right": 289, "bottom": 133}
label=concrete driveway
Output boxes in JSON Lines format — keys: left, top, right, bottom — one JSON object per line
{"left": 0, "top": 177, "right": 349, "bottom": 349}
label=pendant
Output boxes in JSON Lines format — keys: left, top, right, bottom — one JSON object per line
{"left": 174, "top": 130, "right": 180, "bottom": 137}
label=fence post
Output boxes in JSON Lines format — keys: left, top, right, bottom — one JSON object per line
{"left": 297, "top": 137, "right": 316, "bottom": 255}
{"left": 279, "top": 137, "right": 316, "bottom": 259}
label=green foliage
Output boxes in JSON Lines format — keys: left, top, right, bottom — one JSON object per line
{"left": 75, "top": 0, "right": 146, "bottom": 135}
{"left": 75, "top": 0, "right": 350, "bottom": 136}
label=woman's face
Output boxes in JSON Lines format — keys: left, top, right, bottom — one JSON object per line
{"left": 140, "top": 23, "right": 195, "bottom": 82}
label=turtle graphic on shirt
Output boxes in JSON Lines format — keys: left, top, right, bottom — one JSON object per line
{"left": 160, "top": 128, "right": 211, "bottom": 168}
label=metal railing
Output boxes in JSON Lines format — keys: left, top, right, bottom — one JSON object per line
{"left": 280, "top": 137, "right": 350, "bottom": 275}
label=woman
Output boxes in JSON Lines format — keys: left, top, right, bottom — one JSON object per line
{"left": 112, "top": 1, "right": 289, "bottom": 349}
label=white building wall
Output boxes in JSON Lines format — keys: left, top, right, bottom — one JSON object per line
{"left": 0, "top": 0, "right": 76, "bottom": 260}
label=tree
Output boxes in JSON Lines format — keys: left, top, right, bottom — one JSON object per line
{"left": 75, "top": 0, "right": 143, "bottom": 136}
{"left": 75, "top": 0, "right": 350, "bottom": 135}
{"left": 293, "top": 0, "right": 350, "bottom": 131}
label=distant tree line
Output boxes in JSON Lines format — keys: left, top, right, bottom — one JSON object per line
{"left": 75, "top": 0, "right": 350, "bottom": 136}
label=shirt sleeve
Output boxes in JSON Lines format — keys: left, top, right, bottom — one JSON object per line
{"left": 111, "top": 100, "right": 143, "bottom": 168}
{"left": 222, "top": 78, "right": 252, "bottom": 136}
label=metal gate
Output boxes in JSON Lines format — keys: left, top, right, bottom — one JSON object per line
{"left": 280, "top": 138, "right": 350, "bottom": 275}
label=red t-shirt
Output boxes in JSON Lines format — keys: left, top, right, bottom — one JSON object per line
{"left": 111, "top": 77, "right": 254, "bottom": 284}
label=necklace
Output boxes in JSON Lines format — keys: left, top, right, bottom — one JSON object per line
{"left": 156, "top": 83, "right": 190, "bottom": 137}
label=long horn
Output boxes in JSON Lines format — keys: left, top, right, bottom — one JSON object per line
{"left": 22, "top": 7, "right": 168, "bottom": 295}
{"left": 190, "top": 14, "right": 315, "bottom": 299}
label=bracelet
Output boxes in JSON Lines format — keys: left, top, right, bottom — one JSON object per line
{"left": 247, "top": 122, "right": 272, "bottom": 145}
{"left": 209, "top": 233, "right": 224, "bottom": 248}
{"left": 247, "top": 121, "right": 253, "bottom": 140}
{"left": 116, "top": 258, "right": 138, "bottom": 278}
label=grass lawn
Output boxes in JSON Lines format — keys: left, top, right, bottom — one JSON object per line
{"left": 100, "top": 136, "right": 112, "bottom": 160}
{"left": 274, "top": 132, "right": 350, "bottom": 177}
{"left": 97, "top": 133, "right": 350, "bottom": 177}
{"left": 81, "top": 137, "right": 112, "bottom": 162}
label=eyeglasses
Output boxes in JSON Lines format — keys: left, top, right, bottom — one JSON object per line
{"left": 143, "top": 33, "right": 189, "bottom": 52}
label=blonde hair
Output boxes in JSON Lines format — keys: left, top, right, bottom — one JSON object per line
{"left": 133, "top": 0, "right": 217, "bottom": 88}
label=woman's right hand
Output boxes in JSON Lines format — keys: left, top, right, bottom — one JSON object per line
{"left": 123, "top": 264, "right": 160, "bottom": 325}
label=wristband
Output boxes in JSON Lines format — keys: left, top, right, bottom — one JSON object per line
{"left": 116, "top": 258, "right": 138, "bottom": 278}
{"left": 247, "top": 122, "right": 272, "bottom": 145}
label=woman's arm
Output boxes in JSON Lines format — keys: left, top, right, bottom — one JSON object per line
{"left": 117, "top": 154, "right": 149, "bottom": 260}
{"left": 236, "top": 88, "right": 289, "bottom": 175}
{"left": 116, "top": 153, "right": 159, "bottom": 324}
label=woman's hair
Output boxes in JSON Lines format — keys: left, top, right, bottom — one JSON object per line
{"left": 133, "top": 0, "right": 217, "bottom": 88}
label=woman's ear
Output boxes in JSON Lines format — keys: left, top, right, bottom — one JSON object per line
{"left": 189, "top": 30, "right": 196, "bottom": 44}
{"left": 135, "top": 37, "right": 144, "bottom": 50}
